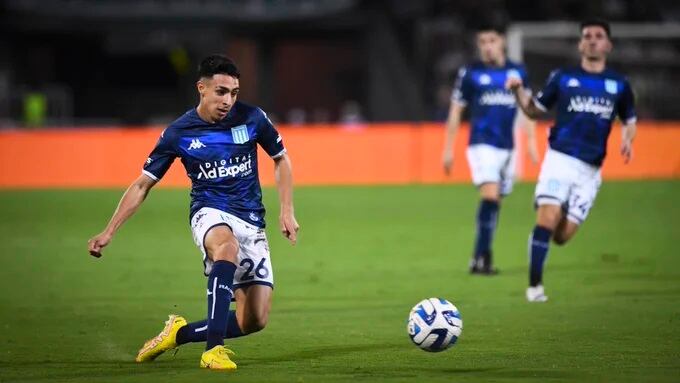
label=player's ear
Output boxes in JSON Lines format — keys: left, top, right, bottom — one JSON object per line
{"left": 197, "top": 79, "right": 206, "bottom": 96}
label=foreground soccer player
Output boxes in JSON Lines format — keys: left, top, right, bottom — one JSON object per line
{"left": 506, "top": 20, "right": 636, "bottom": 302}
{"left": 443, "top": 24, "right": 537, "bottom": 274}
{"left": 87, "top": 55, "right": 299, "bottom": 370}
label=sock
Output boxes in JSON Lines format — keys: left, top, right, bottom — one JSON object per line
{"left": 176, "top": 311, "right": 245, "bottom": 345}
{"left": 529, "top": 226, "right": 552, "bottom": 287}
{"left": 206, "top": 260, "right": 237, "bottom": 350}
{"left": 473, "top": 199, "right": 500, "bottom": 260}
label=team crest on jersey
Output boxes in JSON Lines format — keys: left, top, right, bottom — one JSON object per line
{"left": 506, "top": 69, "right": 520, "bottom": 79}
{"left": 478, "top": 74, "right": 492, "bottom": 85}
{"left": 231, "top": 125, "right": 249, "bottom": 144}
{"left": 604, "top": 79, "right": 618, "bottom": 94}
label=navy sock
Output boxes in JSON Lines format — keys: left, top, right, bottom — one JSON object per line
{"left": 176, "top": 311, "right": 245, "bottom": 345}
{"left": 529, "top": 226, "right": 552, "bottom": 287}
{"left": 473, "top": 199, "right": 499, "bottom": 259}
{"left": 206, "top": 260, "right": 237, "bottom": 350}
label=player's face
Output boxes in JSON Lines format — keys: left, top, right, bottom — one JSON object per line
{"left": 476, "top": 31, "right": 505, "bottom": 64}
{"left": 578, "top": 26, "right": 611, "bottom": 61}
{"left": 197, "top": 74, "right": 240, "bottom": 122}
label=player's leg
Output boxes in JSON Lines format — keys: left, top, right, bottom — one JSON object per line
{"left": 174, "top": 285, "right": 271, "bottom": 344}
{"left": 235, "top": 284, "right": 272, "bottom": 334}
{"left": 135, "top": 209, "right": 239, "bottom": 366}
{"left": 198, "top": 224, "right": 239, "bottom": 370}
{"left": 466, "top": 145, "right": 504, "bottom": 274}
{"left": 527, "top": 149, "right": 573, "bottom": 302}
{"left": 552, "top": 217, "right": 579, "bottom": 245}
{"left": 526, "top": 203, "right": 563, "bottom": 303}
{"left": 552, "top": 168, "right": 600, "bottom": 246}
{"left": 470, "top": 182, "right": 501, "bottom": 273}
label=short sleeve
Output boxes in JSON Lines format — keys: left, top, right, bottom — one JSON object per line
{"left": 142, "top": 128, "right": 177, "bottom": 181}
{"left": 617, "top": 80, "right": 637, "bottom": 124}
{"left": 534, "top": 69, "right": 561, "bottom": 112}
{"left": 451, "top": 67, "right": 473, "bottom": 106}
{"left": 256, "top": 109, "right": 286, "bottom": 158}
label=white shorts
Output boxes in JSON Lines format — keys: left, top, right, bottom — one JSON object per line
{"left": 466, "top": 144, "right": 516, "bottom": 196}
{"left": 190, "top": 207, "right": 274, "bottom": 290}
{"left": 534, "top": 149, "right": 602, "bottom": 225}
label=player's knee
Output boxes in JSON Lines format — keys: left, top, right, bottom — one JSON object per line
{"left": 479, "top": 183, "right": 500, "bottom": 201}
{"left": 552, "top": 234, "right": 569, "bottom": 246}
{"left": 536, "top": 206, "right": 562, "bottom": 230}
{"left": 243, "top": 312, "right": 268, "bottom": 334}
{"left": 207, "top": 238, "right": 239, "bottom": 262}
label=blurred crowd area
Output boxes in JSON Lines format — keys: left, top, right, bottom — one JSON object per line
{"left": 1, "top": 0, "right": 679, "bottom": 127}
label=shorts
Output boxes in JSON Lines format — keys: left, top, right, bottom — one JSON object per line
{"left": 534, "top": 149, "right": 602, "bottom": 225}
{"left": 466, "top": 144, "right": 516, "bottom": 196}
{"left": 190, "top": 207, "right": 274, "bottom": 290}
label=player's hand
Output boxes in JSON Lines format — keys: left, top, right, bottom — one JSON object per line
{"left": 88, "top": 231, "right": 112, "bottom": 258}
{"left": 279, "top": 211, "right": 299, "bottom": 245}
{"left": 505, "top": 77, "right": 523, "bottom": 92}
{"left": 442, "top": 148, "right": 454, "bottom": 175}
{"left": 621, "top": 139, "right": 633, "bottom": 164}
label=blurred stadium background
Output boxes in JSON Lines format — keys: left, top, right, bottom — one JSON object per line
{"left": 2, "top": 0, "right": 680, "bottom": 126}
{"left": 0, "top": 1, "right": 678, "bottom": 382}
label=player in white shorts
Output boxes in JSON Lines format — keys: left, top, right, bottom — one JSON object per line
{"left": 88, "top": 55, "right": 299, "bottom": 370}
{"left": 191, "top": 207, "right": 274, "bottom": 289}
{"left": 443, "top": 22, "right": 537, "bottom": 274}
{"left": 507, "top": 20, "right": 637, "bottom": 302}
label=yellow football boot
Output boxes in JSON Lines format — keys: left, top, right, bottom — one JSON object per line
{"left": 135, "top": 314, "right": 187, "bottom": 362}
{"left": 200, "top": 345, "right": 237, "bottom": 371}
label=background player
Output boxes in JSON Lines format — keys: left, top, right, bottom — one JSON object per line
{"left": 506, "top": 20, "right": 637, "bottom": 302}
{"left": 442, "top": 24, "right": 538, "bottom": 274}
{"left": 87, "top": 55, "right": 299, "bottom": 370}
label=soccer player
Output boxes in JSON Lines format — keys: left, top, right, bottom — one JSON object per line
{"left": 87, "top": 55, "right": 299, "bottom": 370}
{"left": 506, "top": 20, "right": 636, "bottom": 302}
{"left": 442, "top": 24, "right": 538, "bottom": 274}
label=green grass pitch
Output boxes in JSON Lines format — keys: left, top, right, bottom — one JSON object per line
{"left": 0, "top": 181, "right": 678, "bottom": 382}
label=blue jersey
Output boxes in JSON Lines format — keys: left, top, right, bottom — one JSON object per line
{"left": 534, "top": 66, "right": 636, "bottom": 167}
{"left": 453, "top": 61, "right": 529, "bottom": 149}
{"left": 142, "top": 101, "right": 286, "bottom": 227}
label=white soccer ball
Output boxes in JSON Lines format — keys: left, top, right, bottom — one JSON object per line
{"left": 407, "top": 298, "right": 463, "bottom": 352}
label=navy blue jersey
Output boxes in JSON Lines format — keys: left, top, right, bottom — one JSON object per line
{"left": 534, "top": 66, "right": 636, "bottom": 166}
{"left": 142, "top": 101, "right": 286, "bottom": 227}
{"left": 452, "top": 61, "right": 529, "bottom": 149}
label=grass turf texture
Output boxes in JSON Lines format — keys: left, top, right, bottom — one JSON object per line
{"left": 0, "top": 181, "right": 678, "bottom": 383}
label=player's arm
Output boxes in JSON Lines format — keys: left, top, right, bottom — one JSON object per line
{"left": 620, "top": 122, "right": 636, "bottom": 164}
{"left": 515, "top": 103, "right": 539, "bottom": 164}
{"left": 88, "top": 174, "right": 157, "bottom": 257}
{"left": 442, "top": 101, "right": 465, "bottom": 175}
{"left": 273, "top": 153, "right": 299, "bottom": 245}
{"left": 506, "top": 78, "right": 544, "bottom": 119}
{"left": 619, "top": 80, "right": 637, "bottom": 164}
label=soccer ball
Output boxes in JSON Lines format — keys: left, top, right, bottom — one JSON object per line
{"left": 407, "top": 298, "right": 463, "bottom": 352}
